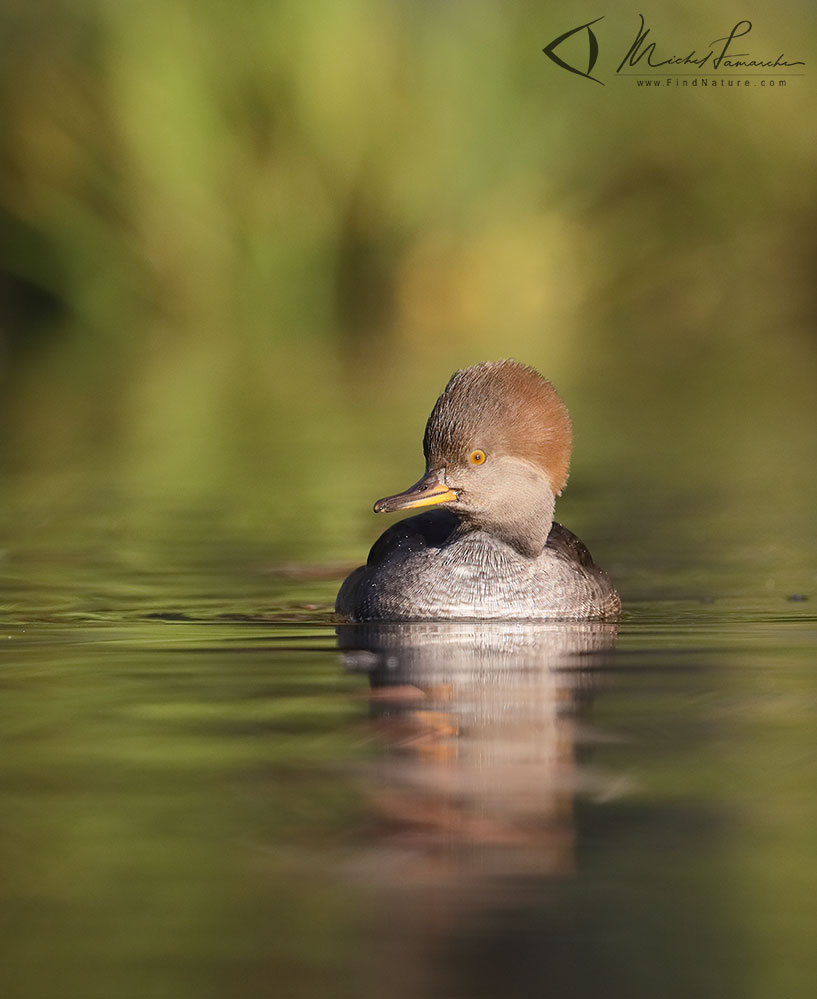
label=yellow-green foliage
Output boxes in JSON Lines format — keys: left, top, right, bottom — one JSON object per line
{"left": 1, "top": 1, "right": 816, "bottom": 557}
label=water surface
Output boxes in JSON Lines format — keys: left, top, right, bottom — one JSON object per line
{"left": 1, "top": 530, "right": 816, "bottom": 999}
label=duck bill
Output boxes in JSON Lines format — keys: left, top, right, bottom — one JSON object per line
{"left": 373, "top": 471, "right": 457, "bottom": 513}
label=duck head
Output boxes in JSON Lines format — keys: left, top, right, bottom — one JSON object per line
{"left": 374, "top": 360, "right": 573, "bottom": 558}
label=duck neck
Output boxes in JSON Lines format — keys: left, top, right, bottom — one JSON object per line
{"left": 458, "top": 485, "right": 556, "bottom": 560}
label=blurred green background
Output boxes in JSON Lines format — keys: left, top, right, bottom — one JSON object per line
{"left": 1, "top": 0, "right": 816, "bottom": 592}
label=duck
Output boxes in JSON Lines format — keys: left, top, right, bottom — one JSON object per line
{"left": 335, "top": 360, "right": 620, "bottom": 621}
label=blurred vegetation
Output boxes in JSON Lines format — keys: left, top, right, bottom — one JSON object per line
{"left": 1, "top": 0, "right": 816, "bottom": 571}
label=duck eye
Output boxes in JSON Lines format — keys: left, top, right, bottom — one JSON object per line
{"left": 469, "top": 449, "right": 486, "bottom": 466}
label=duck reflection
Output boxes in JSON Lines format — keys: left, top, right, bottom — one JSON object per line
{"left": 338, "top": 621, "right": 618, "bottom": 884}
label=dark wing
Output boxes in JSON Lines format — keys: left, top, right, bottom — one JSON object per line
{"left": 545, "top": 521, "right": 600, "bottom": 569}
{"left": 546, "top": 522, "right": 621, "bottom": 618}
{"left": 335, "top": 510, "right": 458, "bottom": 618}
{"left": 365, "top": 508, "right": 459, "bottom": 566}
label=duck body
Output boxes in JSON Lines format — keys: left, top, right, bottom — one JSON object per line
{"left": 336, "top": 509, "right": 620, "bottom": 621}
{"left": 335, "top": 360, "right": 621, "bottom": 622}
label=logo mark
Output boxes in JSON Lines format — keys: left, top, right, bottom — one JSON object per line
{"left": 543, "top": 16, "right": 605, "bottom": 85}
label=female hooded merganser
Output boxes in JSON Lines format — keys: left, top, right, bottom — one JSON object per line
{"left": 336, "top": 360, "right": 620, "bottom": 621}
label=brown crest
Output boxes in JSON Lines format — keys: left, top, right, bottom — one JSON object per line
{"left": 423, "top": 360, "right": 573, "bottom": 494}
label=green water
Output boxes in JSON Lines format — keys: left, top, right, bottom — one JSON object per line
{"left": 2, "top": 516, "right": 816, "bottom": 999}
